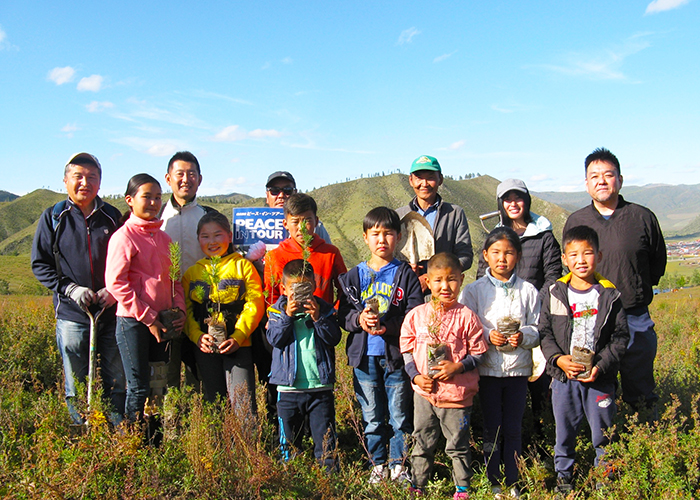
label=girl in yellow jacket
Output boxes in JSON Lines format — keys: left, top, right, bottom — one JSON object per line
{"left": 182, "top": 211, "right": 264, "bottom": 413}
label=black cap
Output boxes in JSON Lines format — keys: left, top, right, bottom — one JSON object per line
{"left": 266, "top": 171, "right": 296, "bottom": 188}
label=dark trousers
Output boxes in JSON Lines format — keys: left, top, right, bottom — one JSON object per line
{"left": 479, "top": 376, "right": 528, "bottom": 486}
{"left": 277, "top": 390, "right": 337, "bottom": 471}
{"left": 194, "top": 346, "right": 256, "bottom": 415}
{"left": 620, "top": 309, "right": 658, "bottom": 415}
{"left": 115, "top": 316, "right": 169, "bottom": 421}
{"left": 551, "top": 378, "right": 616, "bottom": 479}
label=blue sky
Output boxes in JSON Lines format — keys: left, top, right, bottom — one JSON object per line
{"left": 1, "top": 0, "right": 698, "bottom": 197}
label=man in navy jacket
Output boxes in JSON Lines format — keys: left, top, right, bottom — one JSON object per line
{"left": 32, "top": 153, "right": 125, "bottom": 424}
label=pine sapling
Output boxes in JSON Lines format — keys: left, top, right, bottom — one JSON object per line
{"left": 427, "top": 298, "right": 447, "bottom": 377}
{"left": 203, "top": 255, "right": 227, "bottom": 352}
{"left": 159, "top": 241, "right": 183, "bottom": 341}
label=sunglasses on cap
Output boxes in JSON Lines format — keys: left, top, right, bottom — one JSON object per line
{"left": 267, "top": 186, "right": 295, "bottom": 196}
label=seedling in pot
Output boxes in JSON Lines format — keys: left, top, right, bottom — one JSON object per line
{"left": 426, "top": 298, "right": 447, "bottom": 378}
{"left": 201, "top": 255, "right": 228, "bottom": 353}
{"left": 572, "top": 346, "right": 594, "bottom": 379}
{"left": 159, "top": 242, "right": 183, "bottom": 341}
{"left": 495, "top": 286, "right": 520, "bottom": 352}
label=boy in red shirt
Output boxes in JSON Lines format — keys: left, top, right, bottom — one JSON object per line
{"left": 264, "top": 193, "right": 347, "bottom": 306}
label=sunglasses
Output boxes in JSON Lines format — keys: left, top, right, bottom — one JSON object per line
{"left": 267, "top": 186, "right": 295, "bottom": 196}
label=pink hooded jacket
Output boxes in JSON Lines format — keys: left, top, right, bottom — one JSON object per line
{"left": 106, "top": 214, "right": 185, "bottom": 326}
{"left": 400, "top": 302, "right": 487, "bottom": 407}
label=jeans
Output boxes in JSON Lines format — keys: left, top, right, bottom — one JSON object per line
{"left": 479, "top": 376, "right": 528, "bottom": 486}
{"left": 195, "top": 345, "right": 257, "bottom": 415}
{"left": 551, "top": 378, "right": 616, "bottom": 478}
{"left": 412, "top": 392, "right": 473, "bottom": 489}
{"left": 353, "top": 356, "right": 413, "bottom": 466}
{"left": 56, "top": 317, "right": 126, "bottom": 425}
{"left": 277, "top": 390, "right": 337, "bottom": 471}
{"left": 115, "top": 316, "right": 169, "bottom": 421}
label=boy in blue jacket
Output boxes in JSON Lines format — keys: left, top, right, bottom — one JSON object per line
{"left": 338, "top": 207, "right": 423, "bottom": 484}
{"left": 267, "top": 259, "right": 342, "bottom": 471}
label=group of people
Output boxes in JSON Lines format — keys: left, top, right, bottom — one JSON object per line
{"left": 31, "top": 148, "right": 666, "bottom": 499}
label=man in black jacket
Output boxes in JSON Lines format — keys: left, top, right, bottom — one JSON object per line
{"left": 564, "top": 148, "right": 666, "bottom": 418}
{"left": 32, "top": 153, "right": 125, "bottom": 425}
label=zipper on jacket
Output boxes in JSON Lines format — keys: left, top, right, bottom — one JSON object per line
{"left": 85, "top": 215, "right": 96, "bottom": 291}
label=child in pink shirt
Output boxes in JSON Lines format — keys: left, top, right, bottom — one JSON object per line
{"left": 400, "top": 252, "right": 488, "bottom": 499}
{"left": 106, "top": 173, "right": 185, "bottom": 422}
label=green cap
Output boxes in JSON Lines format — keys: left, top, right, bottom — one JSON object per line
{"left": 410, "top": 155, "right": 441, "bottom": 174}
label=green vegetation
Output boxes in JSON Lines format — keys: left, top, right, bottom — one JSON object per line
{"left": 1, "top": 290, "right": 700, "bottom": 498}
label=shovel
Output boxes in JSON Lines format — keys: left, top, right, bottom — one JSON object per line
{"left": 84, "top": 306, "right": 105, "bottom": 414}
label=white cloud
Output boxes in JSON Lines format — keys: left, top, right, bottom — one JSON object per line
{"left": 113, "top": 137, "right": 183, "bottom": 157}
{"left": 535, "top": 33, "right": 652, "bottom": 81}
{"left": 448, "top": 140, "right": 466, "bottom": 151}
{"left": 281, "top": 57, "right": 293, "bottom": 64}
{"left": 214, "top": 125, "right": 283, "bottom": 141}
{"left": 249, "top": 128, "right": 283, "bottom": 138}
{"left": 126, "top": 100, "right": 208, "bottom": 129}
{"left": 146, "top": 144, "right": 177, "bottom": 156}
{"left": 77, "top": 74, "right": 103, "bottom": 92}
{"left": 86, "top": 101, "right": 114, "bottom": 112}
{"left": 0, "top": 26, "right": 17, "bottom": 50}
{"left": 645, "top": 0, "right": 690, "bottom": 14}
{"left": 214, "top": 125, "right": 248, "bottom": 142}
{"left": 189, "top": 90, "right": 253, "bottom": 106}
{"left": 397, "top": 27, "right": 421, "bottom": 45}
{"left": 434, "top": 50, "right": 457, "bottom": 63}
{"left": 261, "top": 61, "right": 271, "bottom": 70}
{"left": 48, "top": 66, "right": 76, "bottom": 85}
{"left": 529, "top": 174, "right": 549, "bottom": 182}
{"left": 61, "top": 123, "right": 79, "bottom": 138}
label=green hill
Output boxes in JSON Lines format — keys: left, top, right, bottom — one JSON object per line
{"left": 0, "top": 177, "right": 570, "bottom": 293}
{"left": 670, "top": 214, "right": 700, "bottom": 239}
{"left": 311, "top": 173, "right": 569, "bottom": 278}
{"left": 535, "top": 183, "right": 700, "bottom": 233}
{"left": 0, "top": 189, "right": 65, "bottom": 243}
{"left": 0, "top": 190, "right": 19, "bottom": 202}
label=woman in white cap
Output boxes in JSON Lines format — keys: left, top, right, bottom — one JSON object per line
{"left": 476, "top": 178, "right": 562, "bottom": 292}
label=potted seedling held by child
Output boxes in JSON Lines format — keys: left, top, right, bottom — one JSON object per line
{"left": 496, "top": 287, "right": 520, "bottom": 353}
{"left": 159, "top": 242, "right": 183, "bottom": 341}
{"left": 290, "top": 222, "right": 315, "bottom": 305}
{"left": 426, "top": 298, "right": 448, "bottom": 378}
{"left": 201, "top": 255, "right": 228, "bottom": 353}
{"left": 364, "top": 270, "right": 382, "bottom": 333}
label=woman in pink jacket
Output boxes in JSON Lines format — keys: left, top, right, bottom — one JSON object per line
{"left": 106, "top": 173, "right": 185, "bottom": 422}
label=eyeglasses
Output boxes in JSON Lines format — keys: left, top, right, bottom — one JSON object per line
{"left": 267, "top": 186, "right": 295, "bottom": 196}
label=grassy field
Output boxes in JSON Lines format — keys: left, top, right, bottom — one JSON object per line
{"left": 666, "top": 257, "right": 700, "bottom": 278}
{"left": 1, "top": 290, "right": 699, "bottom": 499}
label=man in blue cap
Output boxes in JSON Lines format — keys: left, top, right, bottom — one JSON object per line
{"left": 396, "top": 155, "right": 473, "bottom": 292}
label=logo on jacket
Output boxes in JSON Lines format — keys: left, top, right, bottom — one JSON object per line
{"left": 392, "top": 287, "right": 404, "bottom": 306}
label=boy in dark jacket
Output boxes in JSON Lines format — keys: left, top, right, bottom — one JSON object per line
{"left": 539, "top": 226, "right": 629, "bottom": 494}
{"left": 267, "top": 259, "right": 342, "bottom": 471}
{"left": 338, "top": 207, "right": 423, "bottom": 484}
